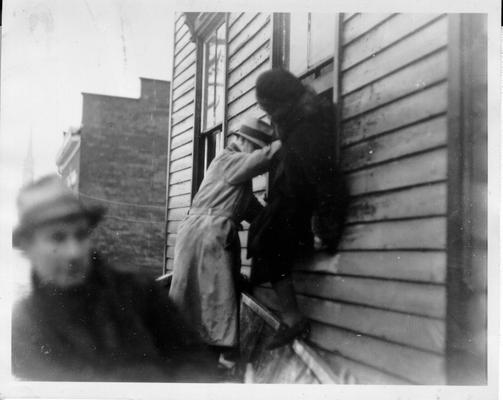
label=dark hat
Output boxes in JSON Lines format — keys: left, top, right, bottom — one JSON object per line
{"left": 12, "top": 175, "right": 105, "bottom": 248}
{"left": 255, "top": 68, "right": 306, "bottom": 106}
{"left": 232, "top": 117, "right": 275, "bottom": 148}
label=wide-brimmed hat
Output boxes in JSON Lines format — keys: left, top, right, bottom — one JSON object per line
{"left": 255, "top": 68, "right": 306, "bottom": 107}
{"left": 12, "top": 175, "right": 105, "bottom": 248}
{"left": 232, "top": 117, "right": 275, "bottom": 148}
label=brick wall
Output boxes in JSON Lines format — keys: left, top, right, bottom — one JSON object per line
{"left": 79, "top": 78, "right": 170, "bottom": 276}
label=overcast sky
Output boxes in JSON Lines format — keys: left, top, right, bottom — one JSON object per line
{"left": 0, "top": 0, "right": 174, "bottom": 231}
{"left": 1, "top": 0, "right": 173, "bottom": 187}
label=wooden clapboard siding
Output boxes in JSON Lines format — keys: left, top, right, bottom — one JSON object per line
{"left": 228, "top": 41, "right": 270, "bottom": 90}
{"left": 342, "top": 51, "right": 448, "bottom": 119}
{"left": 323, "top": 12, "right": 451, "bottom": 384}
{"left": 168, "top": 193, "right": 191, "bottom": 209}
{"left": 165, "top": 14, "right": 198, "bottom": 269}
{"left": 347, "top": 148, "right": 447, "bottom": 196}
{"left": 348, "top": 183, "right": 447, "bottom": 223}
{"left": 342, "top": 82, "right": 448, "bottom": 147}
{"left": 342, "top": 16, "right": 448, "bottom": 94}
{"left": 341, "top": 218, "right": 446, "bottom": 250}
{"left": 294, "top": 251, "right": 446, "bottom": 284}
{"left": 341, "top": 116, "right": 447, "bottom": 171}
{"left": 320, "top": 350, "right": 413, "bottom": 384}
{"left": 170, "top": 129, "right": 193, "bottom": 150}
{"left": 254, "top": 287, "right": 445, "bottom": 354}
{"left": 310, "top": 322, "right": 446, "bottom": 384}
{"left": 292, "top": 272, "right": 446, "bottom": 318}
{"left": 342, "top": 14, "right": 443, "bottom": 71}
{"left": 343, "top": 13, "right": 395, "bottom": 44}
{"left": 228, "top": 13, "right": 270, "bottom": 55}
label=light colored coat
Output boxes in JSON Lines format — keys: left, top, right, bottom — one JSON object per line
{"left": 169, "top": 141, "right": 280, "bottom": 347}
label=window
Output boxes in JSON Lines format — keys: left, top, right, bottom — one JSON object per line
{"left": 289, "top": 13, "right": 336, "bottom": 75}
{"left": 195, "top": 20, "right": 227, "bottom": 190}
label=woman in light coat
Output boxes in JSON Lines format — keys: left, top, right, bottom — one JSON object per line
{"left": 169, "top": 118, "right": 279, "bottom": 366}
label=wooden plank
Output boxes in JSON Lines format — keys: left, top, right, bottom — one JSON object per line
{"left": 172, "top": 110, "right": 194, "bottom": 126}
{"left": 172, "top": 97, "right": 194, "bottom": 117}
{"left": 252, "top": 174, "right": 267, "bottom": 192}
{"left": 292, "top": 272, "right": 446, "bottom": 318}
{"left": 169, "top": 167, "right": 192, "bottom": 185}
{"left": 343, "top": 13, "right": 358, "bottom": 22}
{"left": 171, "top": 117, "right": 193, "bottom": 137}
{"left": 228, "top": 41, "right": 270, "bottom": 88}
{"left": 347, "top": 183, "right": 447, "bottom": 223}
{"left": 254, "top": 288, "right": 445, "bottom": 353}
{"left": 170, "top": 129, "right": 193, "bottom": 150}
{"left": 173, "top": 67, "right": 196, "bottom": 91}
{"left": 342, "top": 16, "right": 448, "bottom": 94}
{"left": 298, "top": 294, "right": 445, "bottom": 353}
{"left": 228, "top": 28, "right": 270, "bottom": 71}
{"left": 174, "top": 39, "right": 195, "bottom": 65}
{"left": 228, "top": 12, "right": 244, "bottom": 29}
{"left": 227, "top": 104, "right": 266, "bottom": 132}
{"left": 342, "top": 14, "right": 442, "bottom": 70}
{"left": 167, "top": 207, "right": 189, "bottom": 221}
{"left": 342, "top": 82, "right": 447, "bottom": 146}
{"left": 167, "top": 234, "right": 177, "bottom": 246}
{"left": 227, "top": 88, "right": 257, "bottom": 119}
{"left": 172, "top": 91, "right": 194, "bottom": 113}
{"left": 168, "top": 193, "right": 192, "bottom": 209}
{"left": 175, "top": 13, "right": 186, "bottom": 31}
{"left": 320, "top": 350, "right": 412, "bottom": 384}
{"left": 229, "top": 14, "right": 270, "bottom": 55}
{"left": 340, "top": 217, "right": 446, "bottom": 250}
{"left": 343, "top": 13, "right": 395, "bottom": 44}
{"left": 293, "top": 250, "right": 447, "bottom": 284}
{"left": 175, "top": 24, "right": 191, "bottom": 49}
{"left": 170, "top": 155, "right": 192, "bottom": 173}
{"left": 347, "top": 148, "right": 447, "bottom": 196}
{"left": 167, "top": 220, "right": 182, "bottom": 234}
{"left": 310, "top": 322, "right": 446, "bottom": 384}
{"left": 228, "top": 57, "right": 269, "bottom": 103}
{"left": 342, "top": 50, "right": 448, "bottom": 119}
{"left": 170, "top": 142, "right": 192, "bottom": 161}
{"left": 341, "top": 115, "right": 447, "bottom": 171}
{"left": 173, "top": 48, "right": 196, "bottom": 79}
{"left": 172, "top": 76, "right": 195, "bottom": 102}
{"left": 228, "top": 12, "right": 260, "bottom": 42}
{"left": 169, "top": 180, "right": 192, "bottom": 197}
{"left": 165, "top": 258, "right": 174, "bottom": 271}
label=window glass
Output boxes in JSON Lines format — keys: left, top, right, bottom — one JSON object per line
{"left": 202, "top": 23, "right": 226, "bottom": 131}
{"left": 308, "top": 13, "right": 335, "bottom": 67}
{"left": 288, "top": 13, "right": 336, "bottom": 74}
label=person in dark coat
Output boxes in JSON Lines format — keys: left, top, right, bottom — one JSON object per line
{"left": 248, "top": 68, "right": 349, "bottom": 349}
{"left": 11, "top": 175, "right": 219, "bottom": 382}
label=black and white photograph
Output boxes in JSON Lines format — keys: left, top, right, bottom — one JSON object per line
{"left": 0, "top": 1, "right": 499, "bottom": 399}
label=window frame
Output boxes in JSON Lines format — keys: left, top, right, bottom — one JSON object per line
{"left": 191, "top": 13, "right": 228, "bottom": 196}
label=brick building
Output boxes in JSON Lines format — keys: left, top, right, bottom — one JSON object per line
{"left": 57, "top": 77, "right": 171, "bottom": 276}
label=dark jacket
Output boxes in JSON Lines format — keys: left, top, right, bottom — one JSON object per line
{"left": 248, "top": 92, "right": 349, "bottom": 284}
{"left": 12, "top": 254, "right": 218, "bottom": 382}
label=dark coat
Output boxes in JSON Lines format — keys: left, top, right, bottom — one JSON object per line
{"left": 12, "top": 254, "right": 218, "bottom": 382}
{"left": 248, "top": 92, "right": 349, "bottom": 284}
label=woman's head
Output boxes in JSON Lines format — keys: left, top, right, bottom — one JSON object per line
{"left": 255, "top": 69, "right": 306, "bottom": 120}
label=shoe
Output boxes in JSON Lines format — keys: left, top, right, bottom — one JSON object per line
{"left": 266, "top": 318, "right": 311, "bottom": 350}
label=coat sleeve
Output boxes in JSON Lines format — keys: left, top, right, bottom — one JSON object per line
{"left": 224, "top": 140, "right": 281, "bottom": 185}
{"left": 290, "top": 124, "right": 350, "bottom": 252}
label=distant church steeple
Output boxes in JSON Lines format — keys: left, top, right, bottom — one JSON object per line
{"left": 22, "top": 130, "right": 34, "bottom": 184}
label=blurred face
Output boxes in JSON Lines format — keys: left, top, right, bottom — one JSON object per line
{"left": 21, "top": 217, "right": 93, "bottom": 288}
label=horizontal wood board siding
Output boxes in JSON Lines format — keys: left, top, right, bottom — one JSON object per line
{"left": 270, "top": 13, "right": 452, "bottom": 384}
{"left": 227, "top": 12, "right": 272, "bottom": 269}
{"left": 166, "top": 14, "right": 197, "bottom": 270}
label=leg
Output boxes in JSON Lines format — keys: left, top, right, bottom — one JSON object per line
{"left": 271, "top": 274, "right": 303, "bottom": 327}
